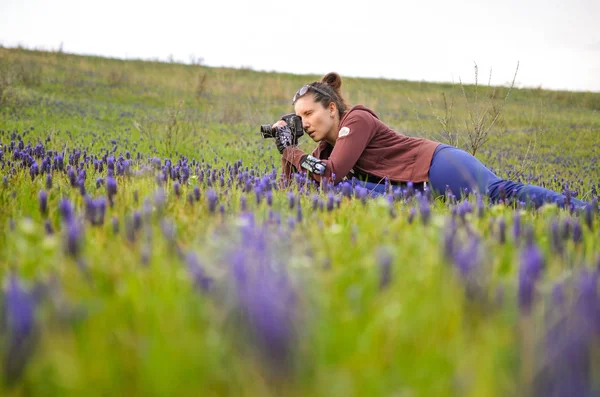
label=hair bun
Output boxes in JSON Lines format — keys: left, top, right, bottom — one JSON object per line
{"left": 321, "top": 72, "right": 342, "bottom": 90}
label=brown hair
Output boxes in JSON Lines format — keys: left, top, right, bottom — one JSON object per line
{"left": 305, "top": 72, "right": 349, "bottom": 119}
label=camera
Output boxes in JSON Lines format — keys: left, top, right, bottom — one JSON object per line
{"left": 260, "top": 113, "right": 304, "bottom": 139}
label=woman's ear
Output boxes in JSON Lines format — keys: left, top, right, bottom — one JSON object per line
{"left": 329, "top": 102, "right": 337, "bottom": 118}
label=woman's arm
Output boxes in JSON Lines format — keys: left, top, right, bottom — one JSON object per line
{"left": 282, "top": 110, "right": 377, "bottom": 184}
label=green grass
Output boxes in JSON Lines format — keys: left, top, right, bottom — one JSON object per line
{"left": 0, "top": 46, "right": 599, "bottom": 396}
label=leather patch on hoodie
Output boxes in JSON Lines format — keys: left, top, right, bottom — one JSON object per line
{"left": 338, "top": 126, "right": 350, "bottom": 138}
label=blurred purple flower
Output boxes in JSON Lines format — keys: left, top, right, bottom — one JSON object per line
{"left": 518, "top": 238, "right": 544, "bottom": 313}
{"left": 207, "top": 189, "right": 218, "bottom": 213}
{"left": 185, "top": 251, "right": 213, "bottom": 292}
{"left": 58, "top": 198, "right": 74, "bottom": 222}
{"left": 3, "top": 274, "right": 37, "bottom": 385}
{"left": 38, "top": 190, "right": 48, "bottom": 216}
{"left": 377, "top": 247, "right": 393, "bottom": 290}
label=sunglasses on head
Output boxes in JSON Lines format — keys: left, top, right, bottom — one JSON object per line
{"left": 292, "top": 85, "right": 330, "bottom": 103}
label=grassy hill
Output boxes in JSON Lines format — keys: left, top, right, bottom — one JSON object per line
{"left": 0, "top": 46, "right": 599, "bottom": 397}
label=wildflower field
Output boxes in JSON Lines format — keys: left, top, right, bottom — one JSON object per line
{"left": 0, "top": 47, "right": 599, "bottom": 396}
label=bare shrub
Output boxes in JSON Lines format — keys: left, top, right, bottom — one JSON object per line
{"left": 417, "top": 62, "right": 519, "bottom": 156}
{"left": 459, "top": 62, "right": 519, "bottom": 156}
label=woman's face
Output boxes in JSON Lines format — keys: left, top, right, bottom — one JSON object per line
{"left": 294, "top": 95, "right": 338, "bottom": 144}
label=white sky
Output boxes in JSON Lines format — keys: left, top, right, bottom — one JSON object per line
{"left": 2, "top": 0, "right": 599, "bottom": 92}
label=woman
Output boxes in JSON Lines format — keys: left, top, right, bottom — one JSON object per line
{"left": 273, "top": 72, "right": 589, "bottom": 210}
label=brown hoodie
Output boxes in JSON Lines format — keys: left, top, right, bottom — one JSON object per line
{"left": 282, "top": 105, "right": 440, "bottom": 184}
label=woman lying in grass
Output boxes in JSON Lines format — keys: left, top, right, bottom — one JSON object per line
{"left": 272, "top": 72, "right": 591, "bottom": 210}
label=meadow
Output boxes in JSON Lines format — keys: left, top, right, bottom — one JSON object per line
{"left": 0, "top": 46, "right": 599, "bottom": 396}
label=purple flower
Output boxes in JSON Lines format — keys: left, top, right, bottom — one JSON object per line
{"left": 518, "top": 239, "right": 544, "bottom": 313}
{"left": 173, "top": 181, "right": 181, "bottom": 197}
{"left": 419, "top": 197, "right": 431, "bottom": 225}
{"left": 64, "top": 219, "right": 83, "bottom": 258}
{"left": 38, "top": 190, "right": 48, "bottom": 216}
{"left": 572, "top": 220, "right": 583, "bottom": 244}
{"left": 498, "top": 218, "right": 506, "bottom": 244}
{"left": 29, "top": 162, "right": 39, "bottom": 181}
{"left": 44, "top": 220, "right": 54, "bottom": 235}
{"left": 407, "top": 207, "right": 416, "bottom": 224}
{"left": 185, "top": 251, "right": 213, "bottom": 292}
{"left": 3, "top": 275, "right": 37, "bottom": 385}
{"left": 207, "top": 189, "right": 218, "bottom": 213}
{"left": 45, "top": 173, "right": 52, "bottom": 189}
{"left": 326, "top": 192, "right": 334, "bottom": 212}
{"left": 193, "top": 185, "right": 201, "bottom": 201}
{"left": 240, "top": 194, "right": 248, "bottom": 212}
{"left": 58, "top": 198, "right": 74, "bottom": 222}
{"left": 377, "top": 247, "right": 393, "bottom": 290}
{"left": 106, "top": 176, "right": 117, "bottom": 197}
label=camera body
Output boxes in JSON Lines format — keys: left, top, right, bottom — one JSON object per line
{"left": 260, "top": 113, "right": 304, "bottom": 139}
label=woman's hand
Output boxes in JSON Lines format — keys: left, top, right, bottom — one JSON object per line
{"left": 272, "top": 120, "right": 287, "bottom": 129}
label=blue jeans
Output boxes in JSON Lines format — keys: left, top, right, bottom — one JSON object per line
{"left": 357, "top": 144, "right": 588, "bottom": 210}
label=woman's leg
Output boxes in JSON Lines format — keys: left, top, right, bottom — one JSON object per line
{"left": 428, "top": 145, "right": 589, "bottom": 210}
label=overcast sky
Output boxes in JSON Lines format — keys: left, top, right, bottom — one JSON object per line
{"left": 2, "top": 0, "right": 599, "bottom": 92}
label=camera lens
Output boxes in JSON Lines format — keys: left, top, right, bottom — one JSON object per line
{"left": 260, "top": 125, "right": 276, "bottom": 138}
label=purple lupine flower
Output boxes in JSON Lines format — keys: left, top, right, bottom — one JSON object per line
{"left": 173, "top": 181, "right": 181, "bottom": 197}
{"left": 240, "top": 194, "right": 248, "bottom": 212}
{"left": 29, "top": 161, "right": 39, "bottom": 181}
{"left": 3, "top": 275, "right": 37, "bottom": 385}
{"left": 78, "top": 178, "right": 86, "bottom": 196}
{"left": 572, "top": 220, "right": 583, "bottom": 244}
{"left": 287, "top": 191, "right": 295, "bottom": 210}
{"left": 96, "top": 177, "right": 104, "bottom": 189}
{"left": 513, "top": 212, "right": 521, "bottom": 241}
{"left": 64, "top": 219, "right": 84, "bottom": 259}
{"left": 193, "top": 185, "right": 201, "bottom": 201}
{"left": 207, "top": 189, "right": 218, "bottom": 213}
{"left": 44, "top": 220, "right": 54, "bottom": 235}
{"left": 38, "top": 190, "right": 48, "bottom": 216}
{"left": 229, "top": 241, "right": 298, "bottom": 378}
{"left": 160, "top": 218, "right": 176, "bottom": 246}
{"left": 326, "top": 192, "right": 334, "bottom": 212}
{"left": 452, "top": 236, "right": 486, "bottom": 300}
{"left": 106, "top": 176, "right": 117, "bottom": 197}
{"left": 377, "top": 247, "right": 393, "bottom": 290}
{"left": 355, "top": 186, "right": 368, "bottom": 204}
{"left": 95, "top": 197, "right": 106, "bottom": 226}
{"left": 419, "top": 197, "right": 431, "bottom": 225}
{"left": 407, "top": 207, "right": 416, "bottom": 224}
{"left": 266, "top": 190, "right": 273, "bottom": 207}
{"left": 584, "top": 204, "right": 594, "bottom": 230}
{"left": 58, "top": 197, "right": 74, "bottom": 222}
{"left": 154, "top": 188, "right": 166, "bottom": 211}
{"left": 185, "top": 251, "right": 213, "bottom": 292}
{"left": 341, "top": 181, "right": 352, "bottom": 198}
{"left": 311, "top": 194, "right": 318, "bottom": 210}
{"left": 67, "top": 167, "right": 77, "bottom": 187}
{"left": 133, "top": 211, "right": 142, "bottom": 231}
{"left": 498, "top": 217, "right": 506, "bottom": 244}
{"left": 45, "top": 173, "right": 52, "bottom": 189}
{"left": 518, "top": 238, "right": 544, "bottom": 313}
